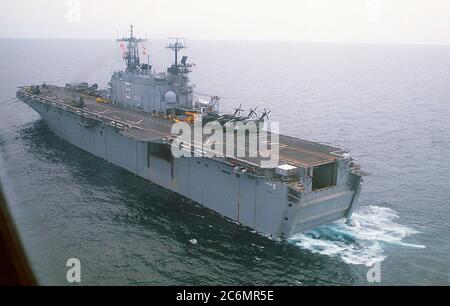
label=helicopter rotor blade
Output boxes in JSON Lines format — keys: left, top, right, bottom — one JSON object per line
{"left": 233, "top": 104, "right": 243, "bottom": 116}
{"left": 248, "top": 106, "right": 258, "bottom": 118}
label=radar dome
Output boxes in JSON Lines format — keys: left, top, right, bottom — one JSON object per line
{"left": 165, "top": 91, "right": 177, "bottom": 103}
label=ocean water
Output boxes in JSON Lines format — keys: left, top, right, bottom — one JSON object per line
{"left": 0, "top": 39, "right": 449, "bottom": 285}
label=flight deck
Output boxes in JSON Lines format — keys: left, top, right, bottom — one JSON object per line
{"left": 17, "top": 85, "right": 344, "bottom": 169}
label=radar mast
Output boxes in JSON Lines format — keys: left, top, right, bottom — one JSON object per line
{"left": 117, "top": 25, "right": 147, "bottom": 72}
{"left": 166, "top": 38, "right": 192, "bottom": 76}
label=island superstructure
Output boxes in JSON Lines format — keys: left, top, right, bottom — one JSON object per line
{"left": 16, "top": 26, "right": 363, "bottom": 239}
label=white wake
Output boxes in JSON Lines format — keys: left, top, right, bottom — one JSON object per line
{"left": 289, "top": 206, "right": 425, "bottom": 266}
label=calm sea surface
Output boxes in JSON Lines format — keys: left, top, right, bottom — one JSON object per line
{"left": 0, "top": 39, "right": 449, "bottom": 285}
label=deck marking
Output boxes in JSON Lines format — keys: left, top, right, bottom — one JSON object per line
{"left": 30, "top": 89, "right": 338, "bottom": 167}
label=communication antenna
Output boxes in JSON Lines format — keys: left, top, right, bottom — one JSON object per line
{"left": 117, "top": 25, "right": 147, "bottom": 72}
{"left": 166, "top": 38, "right": 191, "bottom": 75}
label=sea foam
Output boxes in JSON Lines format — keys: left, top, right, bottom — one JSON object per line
{"left": 289, "top": 206, "right": 425, "bottom": 266}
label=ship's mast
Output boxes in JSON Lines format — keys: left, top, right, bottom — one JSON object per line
{"left": 166, "top": 38, "right": 192, "bottom": 76}
{"left": 117, "top": 25, "right": 147, "bottom": 72}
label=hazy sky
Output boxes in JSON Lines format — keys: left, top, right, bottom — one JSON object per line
{"left": 1, "top": 0, "right": 450, "bottom": 44}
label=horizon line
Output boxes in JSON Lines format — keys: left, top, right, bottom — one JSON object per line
{"left": 1, "top": 36, "right": 450, "bottom": 47}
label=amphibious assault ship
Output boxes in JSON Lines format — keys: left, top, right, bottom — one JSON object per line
{"left": 16, "top": 26, "right": 362, "bottom": 239}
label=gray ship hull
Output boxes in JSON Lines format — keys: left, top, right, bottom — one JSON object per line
{"left": 18, "top": 92, "right": 362, "bottom": 239}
